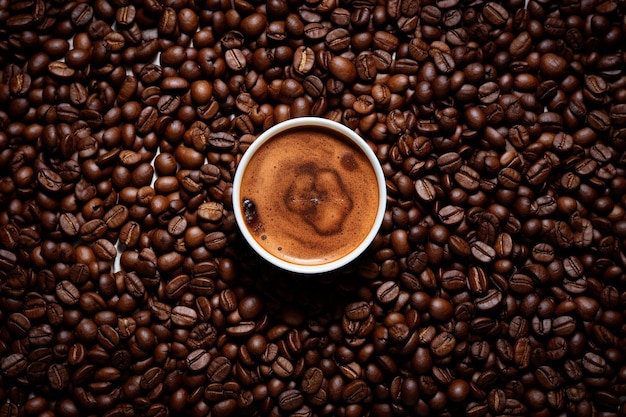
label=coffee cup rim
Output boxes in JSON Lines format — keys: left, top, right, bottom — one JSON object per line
{"left": 232, "top": 117, "right": 387, "bottom": 274}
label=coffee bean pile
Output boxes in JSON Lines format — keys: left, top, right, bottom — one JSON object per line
{"left": 1, "top": 0, "right": 626, "bottom": 416}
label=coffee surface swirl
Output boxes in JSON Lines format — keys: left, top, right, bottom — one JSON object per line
{"left": 240, "top": 127, "right": 380, "bottom": 266}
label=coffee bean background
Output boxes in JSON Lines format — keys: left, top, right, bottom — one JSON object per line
{"left": 1, "top": 0, "right": 626, "bottom": 416}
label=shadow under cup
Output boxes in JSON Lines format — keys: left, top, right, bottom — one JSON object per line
{"left": 232, "top": 117, "right": 387, "bottom": 274}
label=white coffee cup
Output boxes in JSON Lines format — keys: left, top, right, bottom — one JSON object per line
{"left": 232, "top": 117, "right": 386, "bottom": 274}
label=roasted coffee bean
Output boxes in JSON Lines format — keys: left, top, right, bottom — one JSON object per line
{"left": 376, "top": 281, "right": 400, "bottom": 303}
{"left": 328, "top": 55, "right": 356, "bottom": 84}
{"left": 551, "top": 315, "right": 576, "bottom": 336}
{"left": 291, "top": 46, "right": 315, "bottom": 76}
{"left": 415, "top": 178, "right": 437, "bottom": 202}
{"left": 509, "top": 31, "right": 533, "bottom": 59}
{"left": 7, "top": 313, "right": 30, "bottom": 337}
{"left": 475, "top": 289, "right": 502, "bottom": 312}
{"left": 48, "top": 61, "right": 76, "bottom": 78}
{"left": 138, "top": 367, "right": 165, "bottom": 391}
{"left": 97, "top": 325, "right": 120, "bottom": 350}
{"left": 37, "top": 168, "right": 63, "bottom": 193}
{"left": 123, "top": 273, "right": 145, "bottom": 298}
{"left": 535, "top": 366, "right": 562, "bottom": 390}
{"left": 201, "top": 231, "right": 226, "bottom": 251}
{"left": 430, "top": 332, "right": 456, "bottom": 357}
{"left": 441, "top": 269, "right": 466, "bottom": 291}
{"left": 1, "top": 353, "right": 27, "bottom": 377}
{"left": 471, "top": 241, "right": 496, "bottom": 263}
{"left": 455, "top": 165, "right": 480, "bottom": 190}
{"left": 116, "top": 5, "right": 136, "bottom": 26}
{"left": 207, "top": 132, "right": 236, "bottom": 151}
{"left": 431, "top": 50, "right": 456, "bottom": 74}
{"left": 186, "top": 349, "right": 211, "bottom": 372}
{"left": 206, "top": 356, "right": 232, "bottom": 383}
{"left": 303, "top": 22, "right": 329, "bottom": 40}
{"left": 278, "top": 390, "right": 304, "bottom": 411}
{"left": 270, "top": 355, "right": 293, "bottom": 378}
{"left": 438, "top": 205, "right": 464, "bottom": 225}
{"left": 171, "top": 306, "right": 197, "bottom": 327}
{"left": 119, "top": 221, "right": 140, "bottom": 247}
{"left": 47, "top": 363, "right": 70, "bottom": 390}
{"left": 498, "top": 167, "right": 522, "bottom": 188}
{"left": 59, "top": 213, "right": 80, "bottom": 236}
{"left": 28, "top": 324, "right": 53, "bottom": 346}
{"left": 343, "top": 301, "right": 369, "bottom": 321}
{"left": 342, "top": 379, "right": 370, "bottom": 404}
{"left": 79, "top": 219, "right": 107, "bottom": 242}
{"left": 197, "top": 202, "right": 224, "bottom": 222}
{"left": 302, "top": 367, "right": 324, "bottom": 394}
{"left": 167, "top": 215, "right": 187, "bottom": 237}
{"left": 483, "top": 2, "right": 509, "bottom": 26}
{"left": 56, "top": 281, "right": 80, "bottom": 305}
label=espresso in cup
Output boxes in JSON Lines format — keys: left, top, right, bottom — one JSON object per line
{"left": 233, "top": 118, "right": 386, "bottom": 273}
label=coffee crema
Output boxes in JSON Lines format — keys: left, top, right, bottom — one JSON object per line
{"left": 239, "top": 126, "right": 380, "bottom": 266}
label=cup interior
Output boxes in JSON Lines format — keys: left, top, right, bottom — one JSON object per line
{"left": 232, "top": 117, "right": 386, "bottom": 274}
